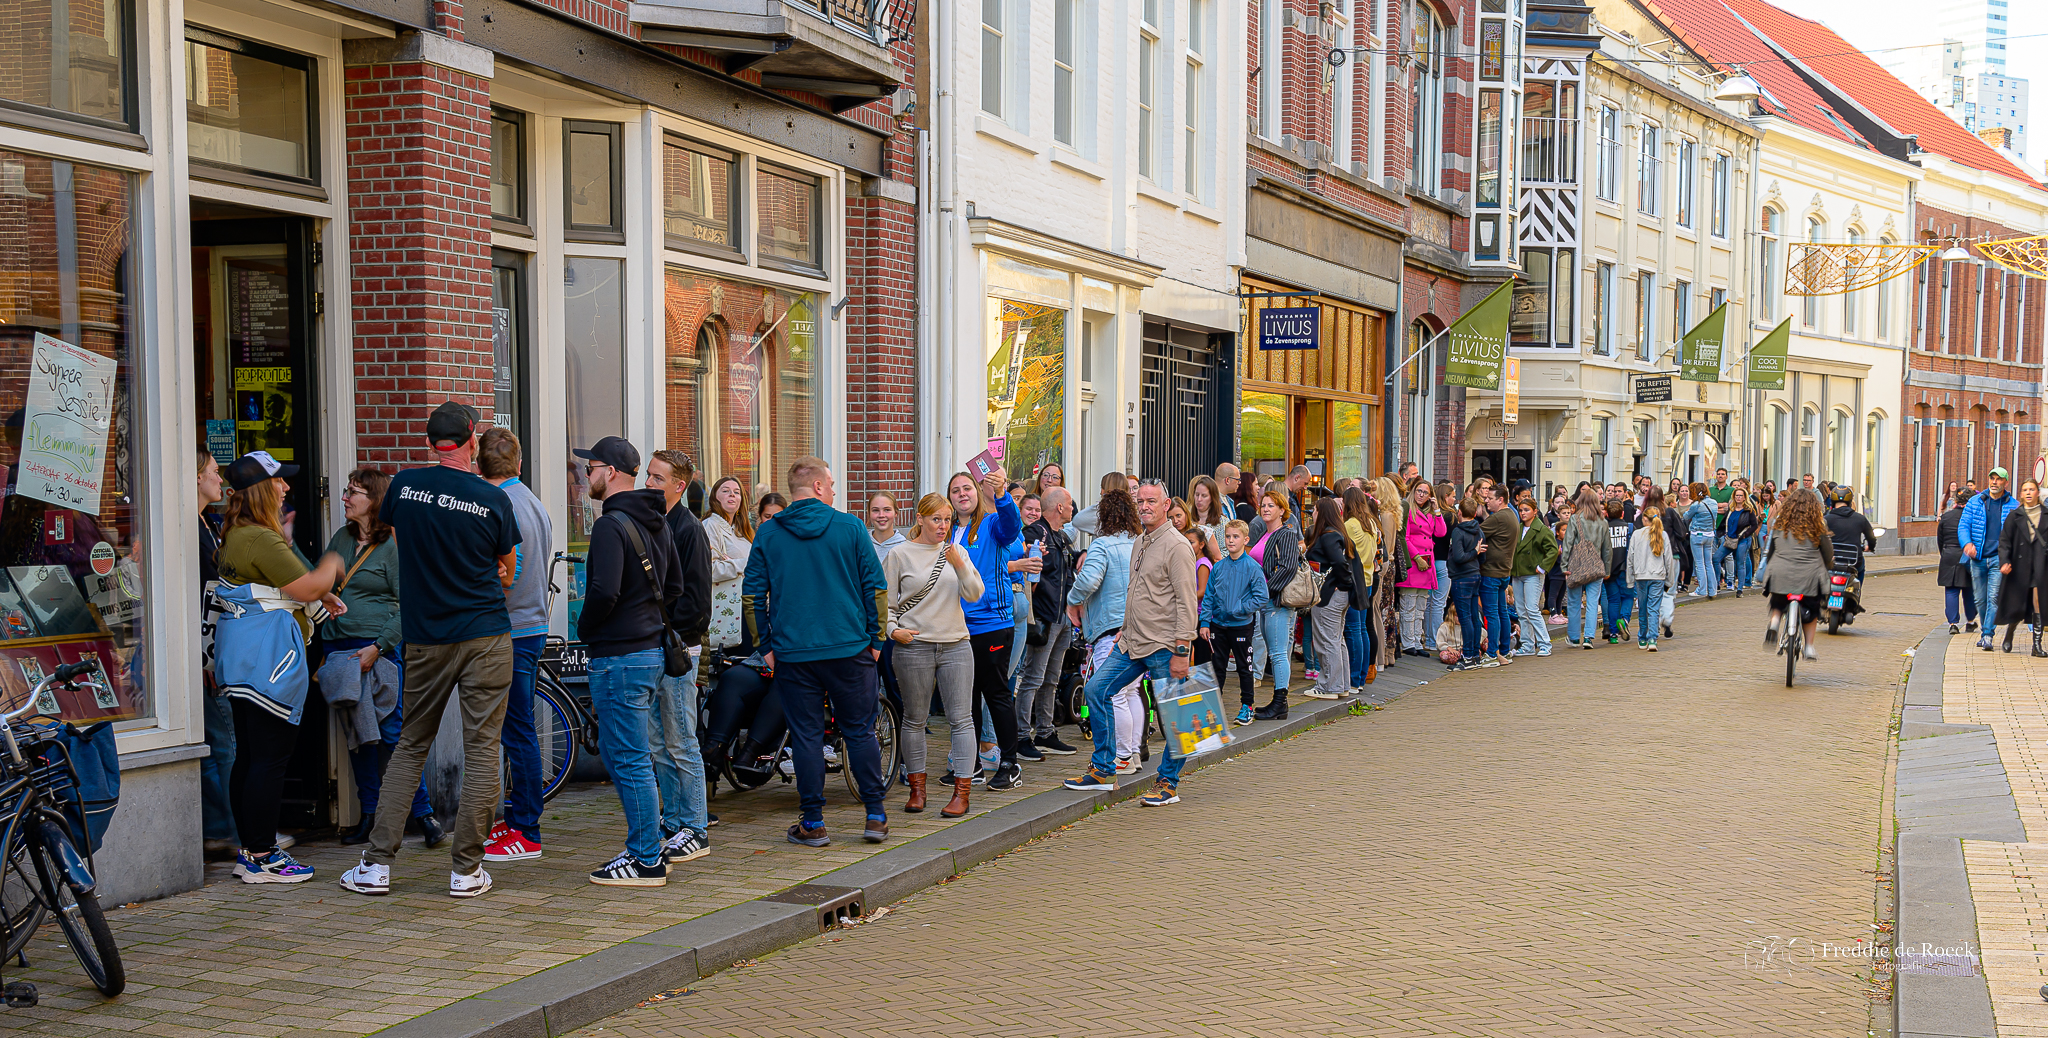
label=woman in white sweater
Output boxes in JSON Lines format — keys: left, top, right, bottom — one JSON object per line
{"left": 883, "top": 493, "right": 986, "bottom": 818}
{"left": 704, "top": 476, "right": 754, "bottom": 650}
{"left": 1625, "top": 503, "right": 1682, "bottom": 652}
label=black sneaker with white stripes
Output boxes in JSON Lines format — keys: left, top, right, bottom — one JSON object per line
{"left": 588, "top": 851, "right": 668, "bottom": 887}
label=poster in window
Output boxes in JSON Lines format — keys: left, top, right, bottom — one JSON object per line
{"left": 986, "top": 299, "right": 1066, "bottom": 473}
{"left": 227, "top": 260, "right": 295, "bottom": 459}
{"left": 17, "top": 334, "right": 116, "bottom": 515}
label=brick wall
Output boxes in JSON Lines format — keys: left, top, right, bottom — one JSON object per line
{"left": 344, "top": 57, "right": 496, "bottom": 469}
{"left": 840, "top": 40, "right": 919, "bottom": 510}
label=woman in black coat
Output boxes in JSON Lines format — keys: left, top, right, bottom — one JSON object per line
{"left": 1937, "top": 491, "right": 1976, "bottom": 635}
{"left": 1996, "top": 479, "right": 2048, "bottom": 655}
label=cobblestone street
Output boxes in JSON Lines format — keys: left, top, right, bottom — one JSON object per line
{"left": 571, "top": 574, "right": 1924, "bottom": 1038}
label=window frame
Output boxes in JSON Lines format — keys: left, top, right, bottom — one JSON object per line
{"left": 1710, "top": 152, "right": 1731, "bottom": 237}
{"left": 1635, "top": 123, "right": 1661, "bottom": 217}
{"left": 1802, "top": 216, "right": 1824, "bottom": 330}
{"left": 562, "top": 119, "right": 625, "bottom": 243}
{"left": 1053, "top": 0, "right": 1078, "bottom": 146}
{"left": 0, "top": 0, "right": 140, "bottom": 142}
{"left": 755, "top": 160, "right": 826, "bottom": 276}
{"left": 184, "top": 26, "right": 322, "bottom": 188}
{"left": 490, "top": 106, "right": 530, "bottom": 231}
{"left": 1595, "top": 106, "right": 1621, "bottom": 201}
{"left": 1675, "top": 138, "right": 1695, "bottom": 229}
{"left": 1759, "top": 207, "right": 1782, "bottom": 321}
{"left": 1594, "top": 261, "right": 1614, "bottom": 355}
{"left": 662, "top": 133, "right": 744, "bottom": 261}
{"left": 1138, "top": 5, "right": 1158, "bottom": 182}
{"left": 1672, "top": 278, "right": 1691, "bottom": 342}
{"left": 1635, "top": 270, "right": 1656, "bottom": 360}
{"left": 982, "top": 0, "right": 1006, "bottom": 118}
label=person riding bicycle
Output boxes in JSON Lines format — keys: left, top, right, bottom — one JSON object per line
{"left": 1824, "top": 486, "right": 1876, "bottom": 585}
{"left": 1762, "top": 487, "right": 1835, "bottom": 662}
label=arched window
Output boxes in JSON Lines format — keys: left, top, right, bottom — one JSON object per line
{"left": 1762, "top": 404, "right": 1791, "bottom": 486}
{"left": 1828, "top": 407, "right": 1852, "bottom": 484}
{"left": 1843, "top": 229, "right": 1862, "bottom": 336}
{"left": 1803, "top": 217, "right": 1825, "bottom": 329}
{"left": 1759, "top": 207, "right": 1782, "bottom": 320}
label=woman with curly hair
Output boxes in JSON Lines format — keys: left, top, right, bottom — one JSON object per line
{"left": 1762, "top": 488, "right": 1835, "bottom": 660}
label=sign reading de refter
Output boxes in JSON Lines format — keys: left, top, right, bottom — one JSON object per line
{"left": 1258, "top": 307, "right": 1320, "bottom": 351}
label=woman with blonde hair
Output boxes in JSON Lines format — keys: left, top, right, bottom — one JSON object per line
{"left": 883, "top": 494, "right": 985, "bottom": 816}
{"left": 1625, "top": 502, "right": 1681, "bottom": 651}
{"left": 703, "top": 475, "right": 753, "bottom": 649}
{"left": 946, "top": 468, "right": 1026, "bottom": 789}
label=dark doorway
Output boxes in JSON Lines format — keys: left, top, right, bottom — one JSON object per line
{"left": 1140, "top": 321, "right": 1226, "bottom": 492}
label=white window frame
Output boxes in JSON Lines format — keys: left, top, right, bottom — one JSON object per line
{"left": 1675, "top": 138, "right": 1695, "bottom": 228}
{"left": 1139, "top": 0, "right": 1159, "bottom": 182}
{"left": 1803, "top": 217, "right": 1824, "bottom": 329}
{"left": 1595, "top": 105, "right": 1620, "bottom": 201}
{"left": 1636, "top": 123, "right": 1661, "bottom": 217}
{"left": 1258, "top": 0, "right": 1279, "bottom": 139}
{"left": 1053, "top": 0, "right": 1079, "bottom": 147}
{"left": 1710, "top": 152, "right": 1730, "bottom": 237}
{"left": 981, "top": 0, "right": 1006, "bottom": 118}
{"left": 1635, "top": 270, "right": 1656, "bottom": 360}
{"left": 1594, "top": 260, "right": 1615, "bottom": 355}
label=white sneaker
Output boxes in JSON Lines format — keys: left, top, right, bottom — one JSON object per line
{"left": 777, "top": 755, "right": 795, "bottom": 778}
{"left": 822, "top": 744, "right": 841, "bottom": 766}
{"left": 1115, "top": 757, "right": 1138, "bottom": 775}
{"left": 274, "top": 832, "right": 296, "bottom": 851}
{"left": 1803, "top": 644, "right": 1819, "bottom": 661}
{"left": 339, "top": 858, "right": 391, "bottom": 896}
{"left": 449, "top": 867, "right": 492, "bottom": 899}
{"left": 662, "top": 829, "right": 710, "bottom": 865}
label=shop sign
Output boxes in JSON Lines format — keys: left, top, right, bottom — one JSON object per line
{"left": 18, "top": 334, "right": 115, "bottom": 515}
{"left": 1678, "top": 302, "right": 1728, "bottom": 383}
{"left": 1257, "top": 307, "right": 1320, "bottom": 350}
{"left": 1502, "top": 358, "right": 1520, "bottom": 425}
{"left": 1444, "top": 281, "right": 1513, "bottom": 390}
{"left": 1746, "top": 317, "right": 1791, "bottom": 391}
{"left": 1635, "top": 375, "right": 1673, "bottom": 403}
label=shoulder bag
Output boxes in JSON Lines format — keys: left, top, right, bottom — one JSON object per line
{"left": 1276, "top": 534, "right": 1324, "bottom": 609}
{"left": 615, "top": 516, "right": 692, "bottom": 678}
{"left": 1565, "top": 520, "right": 1606, "bottom": 588}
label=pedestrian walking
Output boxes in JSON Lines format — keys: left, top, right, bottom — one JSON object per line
{"left": 744, "top": 457, "right": 892, "bottom": 847}
{"left": 1510, "top": 497, "right": 1558, "bottom": 657}
{"left": 946, "top": 468, "right": 1028, "bottom": 789}
{"left": 1938, "top": 490, "right": 1978, "bottom": 635}
{"left": 644, "top": 449, "right": 715, "bottom": 864}
{"left": 214, "top": 451, "right": 351, "bottom": 883}
{"left": 1398, "top": 479, "right": 1444, "bottom": 656}
{"left": 478, "top": 429, "right": 554, "bottom": 864}
{"left": 1997, "top": 479, "right": 2048, "bottom": 656}
{"left": 1246, "top": 489, "right": 1302, "bottom": 718}
{"left": 1202, "top": 520, "right": 1270, "bottom": 726}
{"left": 884, "top": 494, "right": 984, "bottom": 818}
{"left": 1302, "top": 497, "right": 1360, "bottom": 698}
{"left": 1477, "top": 483, "right": 1519, "bottom": 667}
{"left": 1062, "top": 479, "right": 1200, "bottom": 807}
{"left": 340, "top": 403, "right": 517, "bottom": 899}
{"left": 1626, "top": 503, "right": 1679, "bottom": 651}
{"left": 1762, "top": 488, "right": 1834, "bottom": 660}
{"left": 1962, "top": 468, "right": 2018, "bottom": 650}
{"left": 704, "top": 476, "right": 754, "bottom": 651}
{"left": 1067, "top": 489, "right": 1143, "bottom": 768}
{"left": 1557, "top": 487, "right": 1608, "bottom": 649}
{"left": 1014, "top": 487, "right": 1080, "bottom": 761}
{"left": 1601, "top": 500, "right": 1633, "bottom": 643}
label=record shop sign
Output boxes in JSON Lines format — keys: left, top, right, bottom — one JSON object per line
{"left": 1258, "top": 307, "right": 1320, "bottom": 351}
{"left": 1635, "top": 374, "right": 1673, "bottom": 404}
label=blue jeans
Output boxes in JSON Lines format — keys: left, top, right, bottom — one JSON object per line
{"left": 1564, "top": 581, "right": 1598, "bottom": 643}
{"left": 1257, "top": 606, "right": 1294, "bottom": 692}
{"left": 780, "top": 653, "right": 888, "bottom": 826}
{"left": 1973, "top": 558, "right": 2003, "bottom": 637}
{"left": 1512, "top": 574, "right": 1549, "bottom": 653}
{"left": 201, "top": 692, "right": 239, "bottom": 842}
{"left": 1451, "top": 576, "right": 1482, "bottom": 658}
{"left": 1717, "top": 537, "right": 1753, "bottom": 590}
{"left": 1344, "top": 597, "right": 1371, "bottom": 686}
{"left": 587, "top": 649, "right": 665, "bottom": 865}
{"left": 1634, "top": 580, "right": 1666, "bottom": 644}
{"left": 1083, "top": 646, "right": 1184, "bottom": 785}
{"left": 1479, "top": 575, "right": 1512, "bottom": 658}
{"left": 650, "top": 658, "right": 709, "bottom": 839}
{"left": 1602, "top": 575, "right": 1632, "bottom": 636}
{"left": 500, "top": 634, "right": 545, "bottom": 842}
{"left": 1425, "top": 560, "right": 1450, "bottom": 648}
{"left": 1689, "top": 533, "right": 1719, "bottom": 596}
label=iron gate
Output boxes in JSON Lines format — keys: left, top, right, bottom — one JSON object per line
{"left": 1140, "top": 321, "right": 1226, "bottom": 493}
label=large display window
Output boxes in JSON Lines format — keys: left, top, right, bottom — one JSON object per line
{"left": 986, "top": 299, "right": 1066, "bottom": 474}
{"left": 663, "top": 269, "right": 819, "bottom": 495}
{"left": 0, "top": 152, "right": 147, "bottom": 723}
{"left": 562, "top": 256, "right": 624, "bottom": 628}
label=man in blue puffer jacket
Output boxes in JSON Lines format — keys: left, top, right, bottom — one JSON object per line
{"left": 947, "top": 467, "right": 1026, "bottom": 789}
{"left": 1962, "top": 467, "right": 2019, "bottom": 651}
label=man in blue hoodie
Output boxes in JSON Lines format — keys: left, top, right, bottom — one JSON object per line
{"left": 1962, "top": 467, "right": 2018, "bottom": 651}
{"left": 743, "top": 457, "right": 891, "bottom": 847}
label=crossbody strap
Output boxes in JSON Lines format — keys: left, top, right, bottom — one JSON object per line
{"left": 612, "top": 514, "right": 678, "bottom": 646}
{"left": 335, "top": 539, "right": 381, "bottom": 592}
{"left": 893, "top": 551, "right": 950, "bottom": 620}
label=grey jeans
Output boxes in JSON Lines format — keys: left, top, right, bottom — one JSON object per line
{"left": 1013, "top": 621, "right": 1072, "bottom": 739}
{"left": 1311, "top": 590, "right": 1351, "bottom": 694}
{"left": 893, "top": 639, "right": 977, "bottom": 780}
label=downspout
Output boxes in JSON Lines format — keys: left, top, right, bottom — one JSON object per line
{"left": 934, "top": 0, "right": 958, "bottom": 483}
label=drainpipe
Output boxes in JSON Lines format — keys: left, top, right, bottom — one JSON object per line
{"left": 933, "top": 0, "right": 958, "bottom": 486}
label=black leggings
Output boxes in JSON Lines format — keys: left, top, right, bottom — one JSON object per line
{"left": 1215, "top": 623, "right": 1256, "bottom": 706}
{"left": 705, "top": 664, "right": 785, "bottom": 757}
{"left": 229, "top": 697, "right": 299, "bottom": 855}
{"left": 968, "top": 629, "right": 1019, "bottom": 763}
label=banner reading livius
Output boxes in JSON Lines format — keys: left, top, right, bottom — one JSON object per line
{"left": 1678, "top": 302, "right": 1728, "bottom": 383}
{"left": 1443, "top": 280, "right": 1514, "bottom": 390}
{"left": 1746, "top": 317, "right": 1792, "bottom": 390}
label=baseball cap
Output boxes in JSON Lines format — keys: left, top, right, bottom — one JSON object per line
{"left": 223, "top": 450, "right": 299, "bottom": 491}
{"left": 426, "top": 401, "right": 480, "bottom": 449}
{"left": 1992, "top": 466, "right": 2012, "bottom": 479}
{"left": 572, "top": 435, "right": 640, "bottom": 476}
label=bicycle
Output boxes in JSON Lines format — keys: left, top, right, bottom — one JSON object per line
{"left": 1780, "top": 593, "right": 1805, "bottom": 687}
{"left": 525, "top": 552, "right": 598, "bottom": 805}
{"left": 0, "top": 662, "right": 125, "bottom": 1006}
{"left": 701, "top": 649, "right": 901, "bottom": 803}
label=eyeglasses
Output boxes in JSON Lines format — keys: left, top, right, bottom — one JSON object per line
{"left": 343, "top": 485, "right": 367, "bottom": 498}
{"left": 1136, "top": 478, "right": 1167, "bottom": 488}
{"left": 586, "top": 462, "right": 610, "bottom": 478}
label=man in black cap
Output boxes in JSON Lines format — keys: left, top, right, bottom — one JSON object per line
{"left": 341, "top": 401, "right": 519, "bottom": 900}
{"left": 573, "top": 435, "right": 688, "bottom": 886}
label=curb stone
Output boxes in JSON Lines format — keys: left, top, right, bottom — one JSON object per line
{"left": 374, "top": 665, "right": 1432, "bottom": 1037}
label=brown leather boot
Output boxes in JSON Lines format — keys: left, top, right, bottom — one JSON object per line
{"left": 940, "top": 776, "right": 971, "bottom": 818}
{"left": 1364, "top": 663, "right": 1377, "bottom": 685}
{"left": 905, "top": 772, "right": 928, "bottom": 813}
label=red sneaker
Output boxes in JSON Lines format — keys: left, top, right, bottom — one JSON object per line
{"left": 484, "top": 829, "right": 542, "bottom": 862}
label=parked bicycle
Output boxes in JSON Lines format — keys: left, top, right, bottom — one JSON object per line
{"left": 0, "top": 662, "right": 125, "bottom": 1006}
{"left": 522, "top": 552, "right": 598, "bottom": 805}
{"left": 700, "top": 647, "right": 901, "bottom": 802}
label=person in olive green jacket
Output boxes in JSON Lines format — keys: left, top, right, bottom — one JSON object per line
{"left": 1509, "top": 498, "right": 1560, "bottom": 656}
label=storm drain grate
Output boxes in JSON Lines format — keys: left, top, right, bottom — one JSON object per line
{"left": 762, "top": 884, "right": 864, "bottom": 932}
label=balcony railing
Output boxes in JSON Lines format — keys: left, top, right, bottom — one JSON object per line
{"left": 1521, "top": 115, "right": 1578, "bottom": 184}
{"left": 814, "top": 0, "right": 916, "bottom": 44}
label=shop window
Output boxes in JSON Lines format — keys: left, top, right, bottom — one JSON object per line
{"left": 185, "top": 29, "right": 315, "bottom": 183}
{"left": 757, "top": 164, "right": 822, "bottom": 274}
{"left": 987, "top": 299, "right": 1067, "bottom": 474}
{"left": 1512, "top": 247, "right": 1573, "bottom": 348}
{"left": 490, "top": 108, "right": 527, "bottom": 226}
{"left": 0, "top": 153, "right": 146, "bottom": 723}
{"left": 664, "top": 136, "right": 739, "bottom": 257}
{"left": 0, "top": 0, "right": 130, "bottom": 129}
{"left": 1241, "top": 390, "right": 1289, "bottom": 480}
{"left": 1828, "top": 408, "right": 1850, "bottom": 484}
{"left": 564, "top": 121, "right": 623, "bottom": 242}
{"left": 1332, "top": 402, "right": 1364, "bottom": 482}
{"left": 664, "top": 269, "right": 820, "bottom": 494}
{"left": 563, "top": 257, "right": 625, "bottom": 628}
{"left": 1591, "top": 417, "right": 1610, "bottom": 483}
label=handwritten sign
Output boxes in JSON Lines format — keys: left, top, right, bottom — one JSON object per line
{"left": 19, "top": 334, "right": 115, "bottom": 515}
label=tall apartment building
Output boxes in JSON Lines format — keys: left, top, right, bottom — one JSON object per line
{"left": 1885, "top": 3, "right": 2030, "bottom": 161}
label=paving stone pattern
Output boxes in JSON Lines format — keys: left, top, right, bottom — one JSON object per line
{"left": 568, "top": 577, "right": 1923, "bottom": 1038}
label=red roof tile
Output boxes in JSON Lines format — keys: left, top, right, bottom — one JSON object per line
{"left": 1637, "top": 0, "right": 1866, "bottom": 148}
{"left": 1719, "top": 0, "right": 2039, "bottom": 185}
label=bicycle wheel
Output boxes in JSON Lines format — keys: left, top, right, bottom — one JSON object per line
{"left": 529, "top": 680, "right": 580, "bottom": 804}
{"left": 1785, "top": 629, "right": 1799, "bottom": 688}
{"left": 843, "top": 698, "right": 902, "bottom": 803}
{"left": 32, "top": 827, "right": 122, "bottom": 996}
{"left": 0, "top": 822, "right": 48, "bottom": 965}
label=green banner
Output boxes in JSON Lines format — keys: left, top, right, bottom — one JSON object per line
{"left": 1746, "top": 317, "right": 1792, "bottom": 390}
{"left": 1443, "top": 281, "right": 1514, "bottom": 391}
{"left": 1678, "top": 302, "right": 1728, "bottom": 383}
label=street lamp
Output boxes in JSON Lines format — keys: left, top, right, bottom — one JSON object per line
{"left": 1940, "top": 244, "right": 1973, "bottom": 263}
{"left": 1714, "top": 73, "right": 1762, "bottom": 103}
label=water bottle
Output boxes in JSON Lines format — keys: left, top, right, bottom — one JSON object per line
{"left": 1028, "top": 541, "right": 1042, "bottom": 583}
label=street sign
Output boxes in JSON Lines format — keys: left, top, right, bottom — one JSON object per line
{"left": 1257, "top": 307, "right": 1320, "bottom": 350}
{"left": 1502, "top": 357, "right": 1520, "bottom": 425}
{"left": 1635, "top": 375, "right": 1673, "bottom": 403}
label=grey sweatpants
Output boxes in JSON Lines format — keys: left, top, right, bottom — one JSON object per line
{"left": 1311, "top": 590, "right": 1351, "bottom": 694}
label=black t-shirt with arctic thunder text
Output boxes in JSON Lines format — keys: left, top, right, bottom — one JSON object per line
{"left": 379, "top": 465, "right": 520, "bottom": 646}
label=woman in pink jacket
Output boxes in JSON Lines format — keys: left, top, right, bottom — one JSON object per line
{"left": 1397, "top": 479, "right": 1446, "bottom": 654}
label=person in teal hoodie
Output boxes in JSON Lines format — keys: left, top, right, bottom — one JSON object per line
{"left": 944, "top": 467, "right": 1027, "bottom": 789}
{"left": 741, "top": 457, "right": 890, "bottom": 849}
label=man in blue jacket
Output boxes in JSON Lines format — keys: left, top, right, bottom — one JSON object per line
{"left": 1962, "top": 467, "right": 2018, "bottom": 651}
{"left": 743, "top": 457, "right": 891, "bottom": 847}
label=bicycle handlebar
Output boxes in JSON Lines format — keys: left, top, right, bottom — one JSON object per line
{"left": 1, "top": 666, "right": 100, "bottom": 726}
